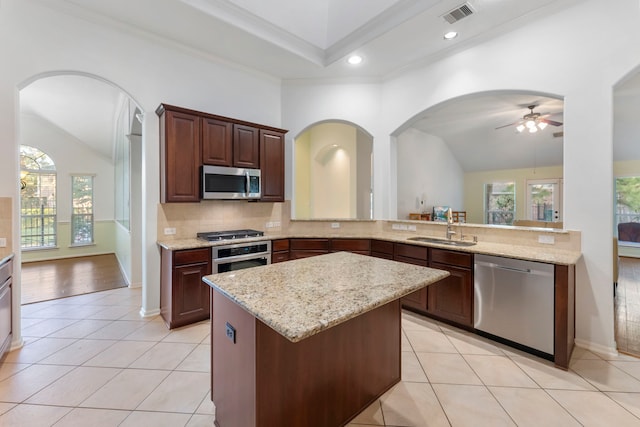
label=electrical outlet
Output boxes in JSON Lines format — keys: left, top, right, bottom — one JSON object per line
{"left": 265, "top": 222, "right": 274, "bottom": 228}
{"left": 331, "top": 222, "right": 340, "bottom": 229}
{"left": 0, "top": 237, "right": 6, "bottom": 247}
{"left": 225, "top": 322, "right": 236, "bottom": 344}
{"left": 392, "top": 224, "right": 402, "bottom": 230}
{"left": 408, "top": 225, "right": 417, "bottom": 231}
{"left": 538, "top": 235, "right": 555, "bottom": 244}
{"left": 163, "top": 227, "right": 176, "bottom": 235}
{"left": 273, "top": 221, "right": 281, "bottom": 227}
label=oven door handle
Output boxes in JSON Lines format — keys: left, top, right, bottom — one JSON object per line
{"left": 213, "top": 251, "right": 271, "bottom": 265}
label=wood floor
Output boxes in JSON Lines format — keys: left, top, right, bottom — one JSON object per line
{"left": 21, "top": 254, "right": 127, "bottom": 305}
{"left": 615, "top": 256, "right": 640, "bottom": 357}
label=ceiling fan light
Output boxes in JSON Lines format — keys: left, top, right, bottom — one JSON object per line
{"left": 516, "top": 124, "right": 525, "bottom": 132}
{"left": 538, "top": 121, "right": 548, "bottom": 130}
{"left": 529, "top": 126, "right": 538, "bottom": 133}
{"left": 526, "top": 120, "right": 536, "bottom": 129}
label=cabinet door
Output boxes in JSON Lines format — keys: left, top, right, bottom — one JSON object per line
{"left": 394, "top": 249, "right": 428, "bottom": 312}
{"left": 260, "top": 130, "right": 285, "bottom": 202}
{"left": 427, "top": 262, "right": 473, "bottom": 327}
{"left": 202, "top": 117, "right": 233, "bottom": 166}
{"left": 233, "top": 124, "right": 260, "bottom": 168}
{"left": 172, "top": 261, "right": 211, "bottom": 328}
{"left": 161, "top": 110, "right": 201, "bottom": 202}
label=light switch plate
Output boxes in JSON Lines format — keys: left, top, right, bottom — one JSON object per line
{"left": 0, "top": 237, "right": 6, "bottom": 247}
{"left": 331, "top": 222, "right": 340, "bottom": 229}
{"left": 164, "top": 227, "right": 176, "bottom": 235}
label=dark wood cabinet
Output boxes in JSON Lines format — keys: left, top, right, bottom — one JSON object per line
{"left": 202, "top": 117, "right": 233, "bottom": 166}
{"left": 393, "top": 243, "right": 428, "bottom": 311}
{"left": 330, "top": 238, "right": 370, "bottom": 256}
{"left": 160, "top": 247, "right": 212, "bottom": 329}
{"left": 233, "top": 124, "right": 260, "bottom": 168}
{"left": 371, "top": 239, "right": 394, "bottom": 260}
{"left": 271, "top": 239, "right": 290, "bottom": 263}
{"left": 290, "top": 238, "right": 330, "bottom": 259}
{"left": 427, "top": 248, "right": 473, "bottom": 328}
{"left": 158, "top": 104, "right": 287, "bottom": 203}
{"left": 260, "top": 130, "right": 285, "bottom": 202}
{"left": 158, "top": 107, "right": 201, "bottom": 203}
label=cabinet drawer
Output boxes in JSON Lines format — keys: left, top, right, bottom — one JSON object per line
{"left": 290, "top": 239, "right": 330, "bottom": 251}
{"left": 272, "top": 239, "right": 289, "bottom": 252}
{"left": 290, "top": 250, "right": 328, "bottom": 259}
{"left": 272, "top": 252, "right": 290, "bottom": 263}
{"left": 430, "top": 248, "right": 472, "bottom": 269}
{"left": 371, "top": 240, "right": 394, "bottom": 256}
{"left": 0, "top": 259, "right": 12, "bottom": 285}
{"left": 394, "top": 255, "right": 428, "bottom": 267}
{"left": 394, "top": 243, "right": 428, "bottom": 261}
{"left": 174, "top": 248, "right": 211, "bottom": 266}
{"left": 330, "top": 238, "right": 370, "bottom": 252}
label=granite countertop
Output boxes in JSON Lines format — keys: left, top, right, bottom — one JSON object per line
{"left": 159, "top": 233, "right": 582, "bottom": 265}
{"left": 202, "top": 251, "right": 449, "bottom": 342}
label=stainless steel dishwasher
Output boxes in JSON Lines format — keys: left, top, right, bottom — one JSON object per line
{"left": 474, "top": 254, "right": 554, "bottom": 356}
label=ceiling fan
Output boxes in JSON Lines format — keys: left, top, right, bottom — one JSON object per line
{"left": 495, "top": 105, "right": 563, "bottom": 133}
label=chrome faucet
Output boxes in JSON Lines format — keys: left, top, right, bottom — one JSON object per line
{"left": 446, "top": 207, "right": 456, "bottom": 240}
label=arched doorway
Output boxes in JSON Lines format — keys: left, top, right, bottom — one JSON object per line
{"left": 293, "top": 121, "right": 373, "bottom": 220}
{"left": 18, "top": 73, "right": 143, "bottom": 303}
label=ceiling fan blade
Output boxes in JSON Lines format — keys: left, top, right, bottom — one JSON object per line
{"left": 540, "top": 118, "right": 563, "bottom": 126}
{"left": 495, "top": 121, "right": 520, "bottom": 130}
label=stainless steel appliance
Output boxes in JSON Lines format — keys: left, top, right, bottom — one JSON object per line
{"left": 202, "top": 165, "right": 261, "bottom": 200}
{"left": 474, "top": 254, "right": 554, "bottom": 356}
{"left": 198, "top": 229, "right": 271, "bottom": 273}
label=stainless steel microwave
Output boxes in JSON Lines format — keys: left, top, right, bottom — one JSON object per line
{"left": 202, "top": 165, "right": 261, "bottom": 200}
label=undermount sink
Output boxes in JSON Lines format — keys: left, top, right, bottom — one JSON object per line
{"left": 407, "top": 236, "right": 477, "bottom": 247}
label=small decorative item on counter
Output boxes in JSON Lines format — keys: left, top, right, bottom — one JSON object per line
{"left": 432, "top": 206, "right": 449, "bottom": 222}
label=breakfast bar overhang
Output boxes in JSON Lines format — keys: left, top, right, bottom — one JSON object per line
{"left": 203, "top": 251, "right": 449, "bottom": 427}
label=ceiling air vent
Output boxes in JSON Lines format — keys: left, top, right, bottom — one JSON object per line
{"left": 442, "top": 3, "right": 474, "bottom": 24}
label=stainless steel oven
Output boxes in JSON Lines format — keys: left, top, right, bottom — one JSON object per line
{"left": 212, "top": 241, "right": 271, "bottom": 273}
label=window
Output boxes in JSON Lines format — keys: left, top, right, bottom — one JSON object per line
{"left": 71, "top": 175, "right": 94, "bottom": 245}
{"left": 485, "top": 182, "right": 515, "bottom": 225}
{"left": 615, "top": 176, "right": 640, "bottom": 243}
{"left": 20, "top": 145, "right": 57, "bottom": 249}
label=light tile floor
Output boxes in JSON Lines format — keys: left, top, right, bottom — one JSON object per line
{"left": 0, "top": 287, "right": 638, "bottom": 426}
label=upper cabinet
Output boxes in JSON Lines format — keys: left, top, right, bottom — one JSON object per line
{"left": 233, "top": 124, "right": 260, "bottom": 168}
{"left": 159, "top": 108, "right": 201, "bottom": 203}
{"left": 157, "top": 104, "right": 287, "bottom": 203}
{"left": 202, "top": 117, "right": 233, "bottom": 167}
{"left": 260, "top": 129, "right": 285, "bottom": 202}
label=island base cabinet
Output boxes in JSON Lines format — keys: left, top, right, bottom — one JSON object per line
{"left": 212, "top": 290, "right": 401, "bottom": 427}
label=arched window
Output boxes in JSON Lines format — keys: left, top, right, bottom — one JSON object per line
{"left": 20, "top": 145, "right": 57, "bottom": 249}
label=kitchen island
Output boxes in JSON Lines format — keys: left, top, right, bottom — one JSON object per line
{"left": 202, "top": 251, "right": 449, "bottom": 427}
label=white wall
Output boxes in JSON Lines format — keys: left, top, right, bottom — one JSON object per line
{"left": 396, "top": 128, "right": 464, "bottom": 220}
{"left": 0, "top": 0, "right": 283, "bottom": 343}
{"left": 281, "top": 0, "right": 640, "bottom": 354}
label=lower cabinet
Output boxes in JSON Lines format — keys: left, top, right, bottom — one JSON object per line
{"left": 426, "top": 248, "right": 474, "bottom": 328}
{"left": 271, "top": 239, "right": 290, "bottom": 263}
{"left": 329, "top": 238, "right": 370, "bottom": 255}
{"left": 289, "top": 238, "right": 330, "bottom": 259}
{"left": 160, "top": 247, "right": 212, "bottom": 329}
{"left": 393, "top": 243, "right": 428, "bottom": 312}
{"left": 0, "top": 256, "right": 13, "bottom": 360}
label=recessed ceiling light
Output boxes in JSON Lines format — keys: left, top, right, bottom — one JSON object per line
{"left": 347, "top": 55, "right": 363, "bottom": 65}
{"left": 443, "top": 31, "right": 458, "bottom": 40}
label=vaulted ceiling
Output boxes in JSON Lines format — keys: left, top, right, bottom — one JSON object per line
{"left": 18, "top": 0, "right": 639, "bottom": 171}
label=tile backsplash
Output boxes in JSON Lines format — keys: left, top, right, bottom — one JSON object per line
{"left": 0, "top": 197, "right": 13, "bottom": 259}
{"left": 157, "top": 200, "right": 290, "bottom": 239}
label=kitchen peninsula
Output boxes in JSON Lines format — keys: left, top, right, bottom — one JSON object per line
{"left": 202, "top": 251, "right": 449, "bottom": 427}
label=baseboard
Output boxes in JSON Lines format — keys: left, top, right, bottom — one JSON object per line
{"left": 139, "top": 307, "right": 160, "bottom": 318}
{"left": 574, "top": 338, "right": 619, "bottom": 358}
